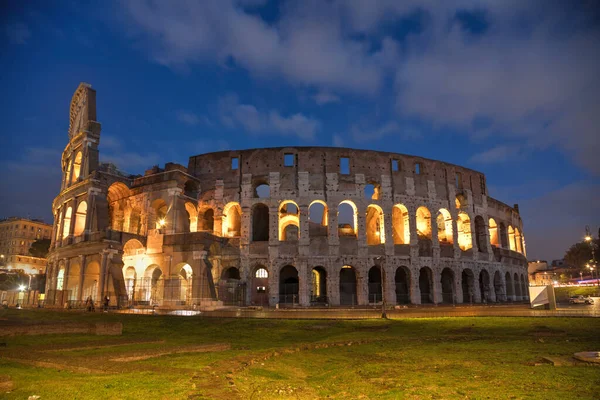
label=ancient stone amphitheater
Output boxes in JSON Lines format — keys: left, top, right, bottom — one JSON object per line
{"left": 46, "top": 83, "right": 529, "bottom": 309}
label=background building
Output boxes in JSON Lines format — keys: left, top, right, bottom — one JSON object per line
{"left": 0, "top": 217, "right": 52, "bottom": 275}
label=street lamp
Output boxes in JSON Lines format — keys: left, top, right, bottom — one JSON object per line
{"left": 584, "top": 226, "right": 598, "bottom": 287}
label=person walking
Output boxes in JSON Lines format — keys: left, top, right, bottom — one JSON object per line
{"left": 103, "top": 295, "right": 109, "bottom": 312}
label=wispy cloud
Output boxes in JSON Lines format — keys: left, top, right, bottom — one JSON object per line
{"left": 351, "top": 121, "right": 421, "bottom": 143}
{"left": 176, "top": 110, "right": 200, "bottom": 126}
{"left": 469, "top": 145, "right": 523, "bottom": 164}
{"left": 219, "top": 94, "right": 320, "bottom": 140}
{"left": 313, "top": 91, "right": 340, "bottom": 105}
{"left": 99, "top": 135, "right": 160, "bottom": 172}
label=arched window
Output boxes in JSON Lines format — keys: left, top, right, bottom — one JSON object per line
{"left": 199, "top": 208, "right": 214, "bottom": 232}
{"left": 222, "top": 202, "right": 241, "bottom": 237}
{"left": 255, "top": 268, "right": 268, "bottom": 278}
{"left": 254, "top": 183, "right": 270, "bottom": 198}
{"left": 338, "top": 200, "right": 358, "bottom": 237}
{"left": 392, "top": 204, "right": 410, "bottom": 244}
{"left": 457, "top": 212, "right": 472, "bottom": 251}
{"left": 308, "top": 200, "right": 328, "bottom": 237}
{"left": 437, "top": 208, "right": 453, "bottom": 243}
{"left": 279, "top": 201, "right": 299, "bottom": 241}
{"left": 488, "top": 218, "right": 499, "bottom": 246}
{"left": 184, "top": 202, "right": 198, "bottom": 232}
{"left": 515, "top": 228, "right": 523, "bottom": 253}
{"left": 71, "top": 151, "right": 82, "bottom": 183}
{"left": 508, "top": 226, "right": 516, "bottom": 251}
{"left": 62, "top": 207, "right": 72, "bottom": 238}
{"left": 364, "top": 183, "right": 381, "bottom": 200}
{"left": 416, "top": 206, "right": 432, "bottom": 240}
{"left": 366, "top": 205, "right": 385, "bottom": 244}
{"left": 151, "top": 199, "right": 168, "bottom": 229}
{"left": 73, "top": 201, "right": 87, "bottom": 236}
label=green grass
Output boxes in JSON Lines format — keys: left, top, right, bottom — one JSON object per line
{"left": 1, "top": 309, "right": 599, "bottom": 399}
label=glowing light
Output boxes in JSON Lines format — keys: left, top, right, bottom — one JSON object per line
{"left": 585, "top": 235, "right": 592, "bottom": 241}
{"left": 158, "top": 218, "right": 166, "bottom": 228}
{"left": 18, "top": 285, "right": 26, "bottom": 291}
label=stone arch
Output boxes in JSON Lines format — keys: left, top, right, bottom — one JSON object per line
{"left": 178, "top": 263, "right": 194, "bottom": 304}
{"left": 71, "top": 151, "right": 82, "bottom": 183}
{"left": 394, "top": 266, "right": 411, "bottom": 304}
{"left": 508, "top": 226, "right": 516, "bottom": 251}
{"left": 493, "top": 271, "right": 503, "bottom": 302}
{"left": 123, "top": 239, "right": 144, "bottom": 256}
{"left": 222, "top": 202, "right": 241, "bottom": 237}
{"left": 62, "top": 206, "right": 73, "bottom": 238}
{"left": 124, "top": 266, "right": 137, "bottom": 301}
{"left": 252, "top": 203, "right": 269, "bottom": 241}
{"left": 56, "top": 265, "right": 66, "bottom": 291}
{"left": 366, "top": 204, "right": 385, "bottom": 245}
{"left": 221, "top": 266, "right": 241, "bottom": 280}
{"left": 254, "top": 182, "right": 270, "bottom": 198}
{"left": 505, "top": 272, "right": 514, "bottom": 301}
{"left": 73, "top": 201, "right": 87, "bottom": 236}
{"left": 144, "top": 264, "right": 164, "bottom": 305}
{"left": 66, "top": 261, "right": 81, "bottom": 301}
{"left": 368, "top": 266, "right": 382, "bottom": 303}
{"left": 437, "top": 208, "right": 453, "bottom": 244}
{"left": 199, "top": 208, "right": 215, "bottom": 232}
{"left": 489, "top": 218, "right": 499, "bottom": 247}
{"left": 151, "top": 198, "right": 168, "bottom": 230}
{"left": 308, "top": 200, "right": 328, "bottom": 237}
{"left": 129, "top": 207, "right": 142, "bottom": 235}
{"left": 462, "top": 268, "right": 475, "bottom": 303}
{"left": 515, "top": 228, "right": 523, "bottom": 253}
{"left": 279, "top": 265, "right": 299, "bottom": 304}
{"left": 83, "top": 261, "right": 100, "bottom": 301}
{"left": 455, "top": 194, "right": 468, "bottom": 209}
{"left": 457, "top": 212, "right": 472, "bottom": 251}
{"left": 339, "top": 265, "right": 358, "bottom": 305}
{"left": 440, "top": 268, "right": 455, "bottom": 304}
{"left": 184, "top": 202, "right": 198, "bottom": 233}
{"left": 338, "top": 200, "right": 358, "bottom": 237}
{"left": 479, "top": 269, "right": 491, "bottom": 303}
{"left": 416, "top": 206, "right": 432, "bottom": 240}
{"left": 499, "top": 222, "right": 508, "bottom": 248}
{"left": 107, "top": 182, "right": 131, "bottom": 231}
{"left": 419, "top": 267, "right": 433, "bottom": 304}
{"left": 392, "top": 204, "right": 410, "bottom": 244}
{"left": 311, "top": 266, "right": 327, "bottom": 303}
{"left": 475, "top": 216, "right": 487, "bottom": 253}
{"left": 183, "top": 179, "right": 199, "bottom": 199}
{"left": 252, "top": 265, "right": 269, "bottom": 306}
{"left": 279, "top": 200, "right": 299, "bottom": 241}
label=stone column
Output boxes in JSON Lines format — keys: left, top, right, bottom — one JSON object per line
{"left": 431, "top": 209, "right": 440, "bottom": 260}
{"left": 357, "top": 266, "right": 367, "bottom": 305}
{"left": 472, "top": 273, "right": 481, "bottom": 303}
{"left": 408, "top": 205, "right": 419, "bottom": 259}
{"left": 78, "top": 254, "right": 87, "bottom": 302}
{"left": 356, "top": 204, "right": 367, "bottom": 256}
{"left": 327, "top": 204, "right": 339, "bottom": 256}
{"left": 455, "top": 273, "right": 464, "bottom": 304}
{"left": 268, "top": 260, "right": 278, "bottom": 307}
{"left": 298, "top": 260, "right": 309, "bottom": 306}
{"left": 328, "top": 263, "right": 340, "bottom": 306}
{"left": 383, "top": 264, "right": 395, "bottom": 305}
{"left": 383, "top": 204, "right": 394, "bottom": 256}
{"left": 432, "top": 268, "right": 442, "bottom": 304}
{"left": 97, "top": 251, "right": 110, "bottom": 302}
{"left": 85, "top": 188, "right": 101, "bottom": 234}
{"left": 469, "top": 214, "right": 478, "bottom": 261}
{"left": 165, "top": 188, "right": 183, "bottom": 234}
{"left": 67, "top": 198, "right": 78, "bottom": 241}
{"left": 298, "top": 204, "right": 310, "bottom": 247}
{"left": 451, "top": 216, "right": 461, "bottom": 258}
{"left": 410, "top": 268, "right": 421, "bottom": 304}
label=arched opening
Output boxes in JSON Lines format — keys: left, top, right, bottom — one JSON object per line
{"left": 124, "top": 266, "right": 137, "bottom": 302}
{"left": 56, "top": 266, "right": 65, "bottom": 291}
{"left": 71, "top": 151, "right": 82, "bottom": 183}
{"left": 151, "top": 199, "right": 168, "bottom": 230}
{"left": 308, "top": 200, "right": 328, "bottom": 237}
{"left": 364, "top": 182, "right": 381, "bottom": 200}
{"left": 339, "top": 265, "right": 357, "bottom": 305}
{"left": 338, "top": 200, "right": 357, "bottom": 237}
{"left": 368, "top": 266, "right": 382, "bottom": 303}
{"left": 64, "top": 157, "right": 72, "bottom": 187}
{"left": 129, "top": 207, "right": 142, "bottom": 235}
{"left": 392, "top": 204, "right": 410, "bottom": 244}
{"left": 107, "top": 182, "right": 131, "bottom": 231}
{"left": 416, "top": 206, "right": 432, "bottom": 240}
{"left": 462, "top": 269, "right": 475, "bottom": 303}
{"left": 62, "top": 207, "right": 72, "bottom": 238}
{"left": 479, "top": 269, "right": 491, "bottom": 303}
{"left": 508, "top": 226, "right": 516, "bottom": 251}
{"left": 144, "top": 265, "right": 164, "bottom": 305}
{"left": 394, "top": 267, "right": 410, "bottom": 304}
{"left": 493, "top": 271, "right": 503, "bottom": 302}
{"left": 82, "top": 261, "right": 99, "bottom": 301}
{"left": 505, "top": 272, "right": 514, "bottom": 301}
{"left": 440, "top": 268, "right": 455, "bottom": 304}
{"left": 437, "top": 208, "right": 453, "bottom": 244}
{"left": 73, "top": 201, "right": 87, "bottom": 236}
{"left": 489, "top": 218, "right": 499, "bottom": 247}
{"left": 499, "top": 222, "right": 508, "bottom": 248}
{"left": 252, "top": 203, "right": 269, "bottom": 241}
{"left": 252, "top": 266, "right": 269, "bottom": 306}
{"left": 455, "top": 194, "right": 467, "bottom": 209}
{"left": 222, "top": 267, "right": 241, "bottom": 280}
{"left": 513, "top": 272, "right": 521, "bottom": 299}
{"left": 179, "top": 264, "right": 193, "bottom": 304}
{"left": 222, "top": 202, "right": 241, "bottom": 237}
{"left": 279, "top": 201, "right": 299, "bottom": 241}
{"left": 218, "top": 266, "right": 243, "bottom": 306}
{"left": 457, "top": 212, "right": 472, "bottom": 251}
{"left": 55, "top": 210, "right": 63, "bottom": 242}
{"left": 311, "top": 266, "right": 327, "bottom": 304}
{"left": 515, "top": 228, "right": 523, "bottom": 253}
{"left": 419, "top": 267, "right": 433, "bottom": 304}
{"left": 254, "top": 183, "right": 270, "bottom": 198}
{"left": 123, "top": 239, "right": 144, "bottom": 256}
{"left": 184, "top": 202, "right": 198, "bottom": 233}
{"left": 66, "top": 262, "right": 81, "bottom": 301}
{"left": 199, "top": 208, "right": 214, "bottom": 232}
{"left": 279, "top": 265, "right": 299, "bottom": 304}
{"left": 475, "top": 216, "right": 487, "bottom": 253}
{"left": 183, "top": 180, "right": 199, "bottom": 199}
{"left": 366, "top": 205, "right": 385, "bottom": 245}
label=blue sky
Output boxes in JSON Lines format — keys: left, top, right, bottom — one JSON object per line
{"left": 1, "top": 0, "right": 598, "bottom": 261}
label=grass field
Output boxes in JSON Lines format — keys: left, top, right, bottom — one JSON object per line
{"left": 1, "top": 310, "right": 599, "bottom": 399}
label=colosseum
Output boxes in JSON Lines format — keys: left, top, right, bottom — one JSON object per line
{"left": 45, "top": 83, "right": 529, "bottom": 309}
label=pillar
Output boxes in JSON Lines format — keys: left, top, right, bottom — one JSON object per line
{"left": 77, "top": 254, "right": 87, "bottom": 302}
{"left": 432, "top": 269, "right": 442, "bottom": 304}
{"left": 410, "top": 268, "right": 421, "bottom": 304}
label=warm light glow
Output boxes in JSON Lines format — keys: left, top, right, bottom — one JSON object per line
{"left": 19, "top": 284, "right": 26, "bottom": 291}
{"left": 158, "top": 218, "right": 166, "bottom": 227}
{"left": 585, "top": 235, "right": 592, "bottom": 241}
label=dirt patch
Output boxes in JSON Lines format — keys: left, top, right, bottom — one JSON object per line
{"left": 449, "top": 326, "right": 475, "bottom": 334}
{"left": 3, "top": 357, "right": 106, "bottom": 374}
{"left": 355, "top": 325, "right": 389, "bottom": 332}
{"left": 41, "top": 339, "right": 165, "bottom": 352}
{"left": 110, "top": 343, "right": 230, "bottom": 362}
{"left": 529, "top": 325, "right": 566, "bottom": 337}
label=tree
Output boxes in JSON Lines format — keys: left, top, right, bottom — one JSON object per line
{"left": 29, "top": 239, "right": 51, "bottom": 258}
{"left": 564, "top": 237, "right": 599, "bottom": 274}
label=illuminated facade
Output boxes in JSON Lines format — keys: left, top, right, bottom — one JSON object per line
{"left": 46, "top": 83, "right": 529, "bottom": 308}
{"left": 0, "top": 217, "right": 52, "bottom": 275}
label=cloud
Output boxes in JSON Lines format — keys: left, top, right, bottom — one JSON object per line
{"left": 313, "top": 91, "right": 340, "bottom": 105}
{"left": 5, "top": 22, "right": 31, "bottom": 44}
{"left": 469, "top": 145, "right": 523, "bottom": 164}
{"left": 219, "top": 94, "right": 320, "bottom": 140}
{"left": 176, "top": 111, "right": 200, "bottom": 126}
{"left": 99, "top": 135, "right": 160, "bottom": 172}
{"left": 351, "top": 121, "right": 421, "bottom": 143}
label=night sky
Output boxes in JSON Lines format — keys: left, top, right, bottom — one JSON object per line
{"left": 1, "top": 0, "right": 598, "bottom": 262}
